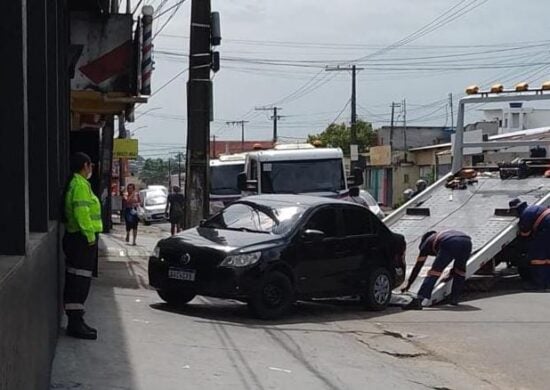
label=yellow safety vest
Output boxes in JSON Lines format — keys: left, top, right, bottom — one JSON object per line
{"left": 64, "top": 173, "right": 103, "bottom": 243}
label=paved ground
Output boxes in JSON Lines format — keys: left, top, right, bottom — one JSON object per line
{"left": 51, "top": 224, "right": 550, "bottom": 390}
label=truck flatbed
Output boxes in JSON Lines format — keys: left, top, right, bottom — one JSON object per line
{"left": 384, "top": 172, "right": 550, "bottom": 304}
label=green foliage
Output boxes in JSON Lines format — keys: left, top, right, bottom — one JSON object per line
{"left": 307, "top": 120, "right": 377, "bottom": 155}
{"left": 139, "top": 158, "right": 169, "bottom": 185}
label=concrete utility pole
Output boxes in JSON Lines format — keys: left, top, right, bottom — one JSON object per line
{"left": 118, "top": 115, "right": 128, "bottom": 190}
{"left": 325, "top": 65, "right": 364, "bottom": 168}
{"left": 449, "top": 92, "right": 454, "bottom": 131}
{"left": 255, "top": 107, "right": 282, "bottom": 143}
{"left": 212, "top": 135, "right": 216, "bottom": 158}
{"left": 178, "top": 152, "right": 182, "bottom": 188}
{"left": 390, "top": 102, "right": 401, "bottom": 150}
{"left": 226, "top": 120, "right": 249, "bottom": 151}
{"left": 184, "top": 0, "right": 213, "bottom": 228}
{"left": 402, "top": 99, "right": 407, "bottom": 160}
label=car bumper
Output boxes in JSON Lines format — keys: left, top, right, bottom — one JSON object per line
{"left": 142, "top": 213, "right": 167, "bottom": 222}
{"left": 148, "top": 256, "right": 258, "bottom": 299}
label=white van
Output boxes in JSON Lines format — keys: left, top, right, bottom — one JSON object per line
{"left": 209, "top": 153, "right": 246, "bottom": 214}
{"left": 138, "top": 189, "right": 168, "bottom": 225}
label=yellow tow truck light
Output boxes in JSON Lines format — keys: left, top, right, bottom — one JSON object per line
{"left": 490, "top": 84, "right": 504, "bottom": 93}
{"left": 466, "top": 85, "right": 480, "bottom": 95}
{"left": 542, "top": 81, "right": 550, "bottom": 91}
{"left": 515, "top": 82, "right": 529, "bottom": 92}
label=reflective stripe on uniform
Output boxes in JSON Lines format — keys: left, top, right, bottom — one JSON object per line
{"left": 530, "top": 259, "right": 550, "bottom": 266}
{"left": 64, "top": 303, "right": 84, "bottom": 310}
{"left": 73, "top": 200, "right": 93, "bottom": 208}
{"left": 427, "top": 269, "right": 442, "bottom": 277}
{"left": 67, "top": 267, "right": 93, "bottom": 278}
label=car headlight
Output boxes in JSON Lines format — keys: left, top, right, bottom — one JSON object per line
{"left": 151, "top": 245, "right": 160, "bottom": 258}
{"left": 220, "top": 251, "right": 261, "bottom": 267}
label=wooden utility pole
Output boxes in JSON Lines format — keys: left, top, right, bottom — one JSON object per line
{"left": 184, "top": 0, "right": 213, "bottom": 228}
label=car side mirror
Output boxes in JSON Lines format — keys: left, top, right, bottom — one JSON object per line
{"left": 347, "top": 167, "right": 364, "bottom": 187}
{"left": 199, "top": 219, "right": 207, "bottom": 227}
{"left": 237, "top": 172, "right": 258, "bottom": 192}
{"left": 301, "top": 229, "right": 326, "bottom": 242}
{"left": 348, "top": 186, "right": 360, "bottom": 197}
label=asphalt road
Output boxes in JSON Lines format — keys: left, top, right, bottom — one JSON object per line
{"left": 50, "top": 224, "right": 550, "bottom": 390}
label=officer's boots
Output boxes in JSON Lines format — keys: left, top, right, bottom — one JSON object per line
{"left": 67, "top": 312, "right": 97, "bottom": 340}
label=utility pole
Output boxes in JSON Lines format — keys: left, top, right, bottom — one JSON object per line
{"left": 184, "top": 0, "right": 220, "bottom": 228}
{"left": 226, "top": 120, "right": 249, "bottom": 151}
{"left": 449, "top": 92, "right": 454, "bottom": 131}
{"left": 390, "top": 102, "right": 396, "bottom": 150}
{"left": 325, "top": 65, "right": 364, "bottom": 169}
{"left": 212, "top": 135, "right": 216, "bottom": 158}
{"left": 178, "top": 152, "right": 182, "bottom": 188}
{"left": 402, "top": 99, "right": 407, "bottom": 160}
{"left": 255, "top": 107, "right": 282, "bottom": 144}
{"left": 168, "top": 157, "right": 172, "bottom": 190}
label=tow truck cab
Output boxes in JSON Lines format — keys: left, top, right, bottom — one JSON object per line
{"left": 237, "top": 144, "right": 362, "bottom": 198}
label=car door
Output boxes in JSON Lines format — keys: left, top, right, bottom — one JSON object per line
{"left": 340, "top": 206, "right": 382, "bottom": 289}
{"left": 294, "top": 206, "right": 345, "bottom": 296}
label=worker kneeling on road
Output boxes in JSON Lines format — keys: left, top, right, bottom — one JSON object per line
{"left": 402, "top": 230, "right": 472, "bottom": 310}
{"left": 510, "top": 198, "right": 550, "bottom": 290}
{"left": 61, "top": 152, "right": 103, "bottom": 340}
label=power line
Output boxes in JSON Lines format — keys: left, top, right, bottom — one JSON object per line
{"left": 153, "top": 0, "right": 187, "bottom": 39}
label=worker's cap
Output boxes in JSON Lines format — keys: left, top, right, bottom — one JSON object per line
{"left": 509, "top": 198, "right": 527, "bottom": 214}
{"left": 419, "top": 231, "right": 437, "bottom": 250}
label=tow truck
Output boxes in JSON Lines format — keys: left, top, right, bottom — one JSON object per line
{"left": 385, "top": 83, "right": 550, "bottom": 305}
{"left": 209, "top": 153, "right": 246, "bottom": 214}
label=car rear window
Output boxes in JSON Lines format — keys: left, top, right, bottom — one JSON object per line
{"left": 342, "top": 207, "right": 376, "bottom": 236}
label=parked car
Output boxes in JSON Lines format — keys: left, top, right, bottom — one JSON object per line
{"left": 148, "top": 195, "right": 406, "bottom": 319}
{"left": 359, "top": 190, "right": 385, "bottom": 219}
{"left": 138, "top": 190, "right": 168, "bottom": 225}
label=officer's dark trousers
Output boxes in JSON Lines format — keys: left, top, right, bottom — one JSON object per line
{"left": 528, "top": 227, "right": 550, "bottom": 288}
{"left": 418, "top": 237, "right": 472, "bottom": 300}
{"left": 63, "top": 232, "right": 97, "bottom": 320}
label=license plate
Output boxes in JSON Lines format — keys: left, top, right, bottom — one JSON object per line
{"left": 168, "top": 268, "right": 196, "bottom": 281}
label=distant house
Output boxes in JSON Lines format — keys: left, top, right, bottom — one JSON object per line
{"left": 210, "top": 140, "right": 274, "bottom": 158}
{"left": 481, "top": 103, "right": 550, "bottom": 134}
{"left": 377, "top": 126, "right": 452, "bottom": 150}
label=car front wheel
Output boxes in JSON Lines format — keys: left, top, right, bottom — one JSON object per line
{"left": 158, "top": 288, "right": 196, "bottom": 306}
{"left": 362, "top": 267, "right": 392, "bottom": 311}
{"left": 248, "top": 271, "right": 294, "bottom": 320}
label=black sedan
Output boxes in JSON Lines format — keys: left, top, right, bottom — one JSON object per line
{"left": 149, "top": 195, "right": 406, "bottom": 319}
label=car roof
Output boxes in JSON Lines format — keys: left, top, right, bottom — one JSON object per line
{"left": 238, "top": 194, "right": 356, "bottom": 208}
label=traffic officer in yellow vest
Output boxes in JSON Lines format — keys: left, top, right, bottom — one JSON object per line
{"left": 62, "top": 152, "right": 103, "bottom": 339}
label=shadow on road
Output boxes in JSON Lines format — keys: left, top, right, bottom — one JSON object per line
{"left": 150, "top": 296, "right": 403, "bottom": 326}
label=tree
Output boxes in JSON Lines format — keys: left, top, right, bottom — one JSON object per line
{"left": 139, "top": 158, "right": 169, "bottom": 185}
{"left": 307, "top": 120, "right": 377, "bottom": 155}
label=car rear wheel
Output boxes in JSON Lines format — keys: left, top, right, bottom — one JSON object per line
{"left": 362, "top": 267, "right": 392, "bottom": 311}
{"left": 158, "top": 288, "right": 196, "bottom": 306}
{"left": 248, "top": 271, "right": 294, "bottom": 320}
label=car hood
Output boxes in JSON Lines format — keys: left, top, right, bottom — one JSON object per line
{"left": 164, "top": 227, "right": 285, "bottom": 254}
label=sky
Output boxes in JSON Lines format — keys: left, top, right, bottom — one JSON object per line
{"left": 135, "top": 0, "right": 550, "bottom": 159}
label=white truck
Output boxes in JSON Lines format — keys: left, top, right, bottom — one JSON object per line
{"left": 237, "top": 144, "right": 363, "bottom": 198}
{"left": 209, "top": 153, "right": 247, "bottom": 214}
{"left": 385, "top": 86, "right": 550, "bottom": 305}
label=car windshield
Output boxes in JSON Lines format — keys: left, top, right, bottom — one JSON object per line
{"left": 145, "top": 192, "right": 166, "bottom": 206}
{"left": 260, "top": 159, "right": 345, "bottom": 194}
{"left": 203, "top": 202, "right": 306, "bottom": 235}
{"left": 210, "top": 163, "right": 244, "bottom": 195}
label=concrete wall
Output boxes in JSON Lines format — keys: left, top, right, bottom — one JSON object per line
{"left": 0, "top": 225, "right": 61, "bottom": 390}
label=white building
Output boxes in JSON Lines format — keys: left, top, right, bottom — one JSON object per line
{"left": 481, "top": 103, "right": 550, "bottom": 134}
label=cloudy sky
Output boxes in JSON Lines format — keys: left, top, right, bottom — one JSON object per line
{"left": 135, "top": 0, "right": 550, "bottom": 158}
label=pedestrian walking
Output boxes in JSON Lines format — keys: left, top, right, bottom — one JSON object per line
{"left": 402, "top": 230, "right": 472, "bottom": 310}
{"left": 123, "top": 183, "right": 141, "bottom": 245}
{"left": 166, "top": 186, "right": 185, "bottom": 235}
{"left": 61, "top": 152, "right": 103, "bottom": 339}
{"left": 510, "top": 198, "right": 550, "bottom": 290}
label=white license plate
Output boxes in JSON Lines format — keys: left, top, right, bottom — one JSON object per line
{"left": 168, "top": 268, "right": 196, "bottom": 281}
